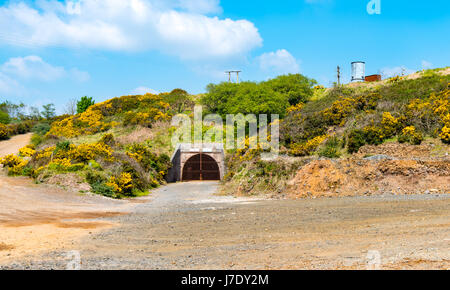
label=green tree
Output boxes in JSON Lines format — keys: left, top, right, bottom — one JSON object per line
{"left": 0, "top": 111, "right": 10, "bottom": 124}
{"left": 42, "top": 104, "right": 56, "bottom": 119}
{"left": 77, "top": 96, "right": 95, "bottom": 114}
{"left": 0, "top": 101, "right": 25, "bottom": 120}
{"left": 201, "top": 74, "right": 317, "bottom": 118}
{"left": 202, "top": 81, "right": 289, "bottom": 117}
{"left": 264, "top": 74, "right": 317, "bottom": 105}
{"left": 166, "top": 89, "right": 194, "bottom": 113}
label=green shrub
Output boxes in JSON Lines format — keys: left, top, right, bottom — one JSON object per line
{"left": 318, "top": 136, "right": 342, "bottom": 158}
{"left": 32, "top": 122, "right": 51, "bottom": 136}
{"left": 347, "top": 130, "right": 366, "bottom": 154}
{"left": 86, "top": 171, "right": 116, "bottom": 198}
{"left": 31, "top": 134, "right": 43, "bottom": 146}
{"left": 55, "top": 140, "right": 71, "bottom": 152}
{"left": 91, "top": 182, "right": 116, "bottom": 198}
{"left": 363, "top": 126, "right": 384, "bottom": 145}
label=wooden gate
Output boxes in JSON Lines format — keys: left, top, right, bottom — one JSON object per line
{"left": 182, "top": 153, "right": 220, "bottom": 181}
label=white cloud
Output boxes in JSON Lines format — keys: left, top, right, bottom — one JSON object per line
{"left": 0, "top": 0, "right": 262, "bottom": 60}
{"left": 0, "top": 55, "right": 89, "bottom": 82}
{"left": 1, "top": 55, "right": 65, "bottom": 81}
{"left": 258, "top": 49, "right": 300, "bottom": 75}
{"left": 380, "top": 66, "right": 415, "bottom": 78}
{"left": 131, "top": 86, "right": 160, "bottom": 95}
{"left": 422, "top": 60, "right": 433, "bottom": 70}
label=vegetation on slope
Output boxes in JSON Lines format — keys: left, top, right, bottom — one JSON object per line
{"left": 1, "top": 69, "right": 449, "bottom": 198}
{"left": 224, "top": 69, "right": 450, "bottom": 196}
{"left": 0, "top": 89, "right": 193, "bottom": 198}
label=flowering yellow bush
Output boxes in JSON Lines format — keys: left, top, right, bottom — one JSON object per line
{"left": 48, "top": 158, "right": 72, "bottom": 171}
{"left": 19, "top": 145, "right": 36, "bottom": 157}
{"left": 0, "top": 123, "right": 9, "bottom": 140}
{"left": 440, "top": 113, "right": 450, "bottom": 143}
{"left": 35, "top": 146, "right": 56, "bottom": 161}
{"left": 322, "top": 94, "right": 381, "bottom": 126}
{"left": 362, "top": 126, "right": 385, "bottom": 145}
{"left": 66, "top": 143, "right": 114, "bottom": 162}
{"left": 381, "top": 112, "right": 400, "bottom": 138}
{"left": 154, "top": 111, "right": 171, "bottom": 121}
{"left": 322, "top": 97, "right": 355, "bottom": 126}
{"left": 399, "top": 126, "right": 423, "bottom": 145}
{"left": 388, "top": 76, "right": 405, "bottom": 83}
{"left": 106, "top": 172, "right": 133, "bottom": 194}
{"left": 290, "top": 135, "right": 327, "bottom": 156}
{"left": 47, "top": 118, "right": 78, "bottom": 138}
{"left": 287, "top": 103, "right": 304, "bottom": 114}
{"left": 47, "top": 92, "right": 173, "bottom": 138}
{"left": 0, "top": 154, "right": 28, "bottom": 175}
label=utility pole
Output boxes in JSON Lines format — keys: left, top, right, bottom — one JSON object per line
{"left": 337, "top": 66, "right": 341, "bottom": 86}
{"left": 225, "top": 71, "right": 242, "bottom": 83}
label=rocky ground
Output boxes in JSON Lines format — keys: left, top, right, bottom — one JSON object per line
{"left": 1, "top": 181, "right": 449, "bottom": 270}
{"left": 0, "top": 135, "right": 449, "bottom": 270}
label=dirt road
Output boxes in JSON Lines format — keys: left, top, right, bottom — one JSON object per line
{"left": 0, "top": 133, "right": 33, "bottom": 156}
{"left": 2, "top": 181, "right": 449, "bottom": 270}
{"left": 0, "top": 136, "right": 449, "bottom": 269}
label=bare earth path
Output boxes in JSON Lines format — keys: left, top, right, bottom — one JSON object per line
{"left": 0, "top": 133, "right": 33, "bottom": 156}
{"left": 0, "top": 136, "right": 449, "bottom": 269}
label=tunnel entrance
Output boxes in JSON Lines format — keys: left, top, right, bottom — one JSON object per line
{"left": 182, "top": 153, "right": 220, "bottom": 181}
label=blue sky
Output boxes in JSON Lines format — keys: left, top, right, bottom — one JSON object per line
{"left": 0, "top": 0, "right": 449, "bottom": 113}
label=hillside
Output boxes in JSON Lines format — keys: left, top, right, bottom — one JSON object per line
{"left": 1, "top": 68, "right": 449, "bottom": 199}
{"left": 223, "top": 68, "right": 450, "bottom": 197}
{"left": 0, "top": 90, "right": 193, "bottom": 198}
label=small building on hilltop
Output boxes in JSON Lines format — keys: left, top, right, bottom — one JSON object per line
{"left": 365, "top": 74, "right": 382, "bottom": 82}
{"left": 167, "top": 143, "right": 225, "bottom": 182}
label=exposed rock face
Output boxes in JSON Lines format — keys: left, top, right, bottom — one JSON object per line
{"left": 287, "top": 158, "right": 450, "bottom": 198}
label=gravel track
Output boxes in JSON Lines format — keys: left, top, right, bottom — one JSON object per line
{"left": 2, "top": 181, "right": 449, "bottom": 270}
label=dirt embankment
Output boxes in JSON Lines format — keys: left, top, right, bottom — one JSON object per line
{"left": 287, "top": 142, "right": 450, "bottom": 199}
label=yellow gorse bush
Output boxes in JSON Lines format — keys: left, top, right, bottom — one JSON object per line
{"left": 322, "top": 94, "right": 380, "bottom": 127}
{"left": 19, "top": 145, "right": 36, "bottom": 157}
{"left": 287, "top": 103, "right": 304, "bottom": 114}
{"left": 0, "top": 123, "right": 8, "bottom": 140}
{"left": 402, "top": 126, "right": 416, "bottom": 136}
{"left": 66, "top": 143, "right": 113, "bottom": 162}
{"left": 405, "top": 86, "right": 449, "bottom": 143}
{"left": 48, "top": 158, "right": 72, "bottom": 170}
{"left": 0, "top": 154, "right": 28, "bottom": 175}
{"left": 47, "top": 93, "right": 172, "bottom": 138}
{"left": 35, "top": 146, "right": 56, "bottom": 161}
{"left": 381, "top": 112, "right": 400, "bottom": 138}
{"left": 290, "top": 135, "right": 327, "bottom": 156}
{"left": 106, "top": 172, "right": 133, "bottom": 194}
{"left": 440, "top": 113, "right": 450, "bottom": 143}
